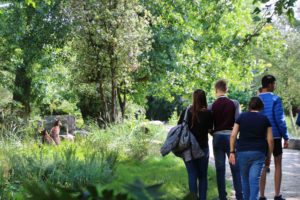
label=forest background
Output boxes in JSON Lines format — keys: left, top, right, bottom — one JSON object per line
{"left": 0, "top": 0, "right": 300, "bottom": 199}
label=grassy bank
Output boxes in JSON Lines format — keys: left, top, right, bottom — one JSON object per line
{"left": 0, "top": 120, "right": 218, "bottom": 199}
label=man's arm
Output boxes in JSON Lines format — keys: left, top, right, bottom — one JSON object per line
{"left": 233, "top": 100, "right": 241, "bottom": 121}
{"left": 274, "top": 98, "right": 289, "bottom": 141}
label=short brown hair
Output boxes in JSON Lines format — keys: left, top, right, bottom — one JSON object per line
{"left": 248, "top": 97, "right": 264, "bottom": 111}
{"left": 215, "top": 79, "right": 227, "bottom": 92}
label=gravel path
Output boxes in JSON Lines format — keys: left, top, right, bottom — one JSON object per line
{"left": 209, "top": 137, "right": 300, "bottom": 200}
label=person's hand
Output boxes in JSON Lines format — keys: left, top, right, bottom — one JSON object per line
{"left": 229, "top": 153, "right": 236, "bottom": 165}
{"left": 284, "top": 140, "right": 289, "bottom": 149}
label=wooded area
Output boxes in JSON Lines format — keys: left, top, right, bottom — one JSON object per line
{"left": 0, "top": 0, "right": 299, "bottom": 126}
{"left": 0, "top": 0, "right": 300, "bottom": 199}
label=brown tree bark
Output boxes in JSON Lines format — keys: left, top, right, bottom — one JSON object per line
{"left": 117, "top": 82, "right": 126, "bottom": 120}
{"left": 111, "top": 67, "right": 117, "bottom": 122}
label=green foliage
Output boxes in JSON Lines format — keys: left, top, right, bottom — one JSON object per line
{"left": 0, "top": 116, "right": 31, "bottom": 142}
{"left": 0, "top": 87, "right": 12, "bottom": 109}
{"left": 69, "top": 0, "right": 152, "bottom": 123}
{"left": 123, "top": 101, "right": 146, "bottom": 121}
{"left": 24, "top": 180, "right": 160, "bottom": 200}
{"left": 87, "top": 119, "right": 165, "bottom": 160}
{"left": 127, "top": 125, "right": 153, "bottom": 161}
{"left": 146, "top": 95, "right": 185, "bottom": 121}
{"left": 0, "top": 118, "right": 218, "bottom": 199}
{"left": 0, "top": 0, "right": 71, "bottom": 114}
{"left": 253, "top": 25, "right": 300, "bottom": 108}
{"left": 0, "top": 142, "right": 118, "bottom": 199}
{"left": 107, "top": 156, "right": 218, "bottom": 200}
{"left": 286, "top": 115, "right": 300, "bottom": 138}
{"left": 168, "top": 108, "right": 179, "bottom": 126}
{"left": 228, "top": 87, "right": 255, "bottom": 111}
{"left": 138, "top": 0, "right": 269, "bottom": 110}
{"left": 24, "top": 179, "right": 198, "bottom": 200}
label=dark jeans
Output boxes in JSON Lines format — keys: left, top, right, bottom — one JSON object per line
{"left": 184, "top": 148, "right": 209, "bottom": 200}
{"left": 237, "top": 151, "right": 265, "bottom": 200}
{"left": 213, "top": 133, "right": 243, "bottom": 200}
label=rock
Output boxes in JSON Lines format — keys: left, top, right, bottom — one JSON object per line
{"left": 60, "top": 133, "right": 75, "bottom": 141}
{"left": 43, "top": 115, "right": 76, "bottom": 135}
{"left": 74, "top": 130, "right": 89, "bottom": 137}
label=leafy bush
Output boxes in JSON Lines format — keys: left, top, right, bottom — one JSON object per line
{"left": 124, "top": 101, "right": 146, "bottom": 121}
{"left": 168, "top": 109, "right": 179, "bottom": 126}
{"left": 0, "top": 141, "right": 118, "bottom": 199}
{"left": 24, "top": 179, "right": 197, "bottom": 200}
{"left": 87, "top": 120, "right": 163, "bottom": 160}
{"left": 127, "top": 125, "right": 152, "bottom": 161}
{"left": 0, "top": 120, "right": 218, "bottom": 200}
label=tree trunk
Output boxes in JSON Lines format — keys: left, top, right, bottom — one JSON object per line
{"left": 111, "top": 68, "right": 117, "bottom": 122}
{"left": 109, "top": 45, "right": 117, "bottom": 122}
{"left": 117, "top": 84, "right": 126, "bottom": 120}
{"left": 99, "top": 81, "right": 110, "bottom": 123}
{"left": 289, "top": 104, "right": 297, "bottom": 136}
{"left": 13, "top": 65, "right": 31, "bottom": 116}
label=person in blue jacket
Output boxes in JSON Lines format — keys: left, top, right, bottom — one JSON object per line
{"left": 258, "top": 75, "right": 289, "bottom": 200}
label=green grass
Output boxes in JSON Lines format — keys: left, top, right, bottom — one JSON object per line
{"left": 105, "top": 155, "right": 218, "bottom": 200}
{"left": 0, "top": 120, "right": 220, "bottom": 199}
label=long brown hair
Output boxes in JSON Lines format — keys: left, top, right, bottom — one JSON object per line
{"left": 191, "top": 89, "right": 208, "bottom": 128}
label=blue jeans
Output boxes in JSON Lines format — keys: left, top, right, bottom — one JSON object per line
{"left": 213, "top": 133, "right": 243, "bottom": 200}
{"left": 237, "top": 151, "right": 265, "bottom": 200}
{"left": 184, "top": 148, "right": 209, "bottom": 200}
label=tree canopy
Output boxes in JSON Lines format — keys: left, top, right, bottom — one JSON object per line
{"left": 0, "top": 0, "right": 299, "bottom": 124}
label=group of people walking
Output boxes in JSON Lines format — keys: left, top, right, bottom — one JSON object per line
{"left": 178, "top": 75, "right": 289, "bottom": 200}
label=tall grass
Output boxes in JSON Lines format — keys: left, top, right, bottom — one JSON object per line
{"left": 0, "top": 140, "right": 118, "bottom": 199}
{"left": 0, "top": 119, "right": 219, "bottom": 199}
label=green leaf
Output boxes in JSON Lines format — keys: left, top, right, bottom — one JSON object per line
{"left": 25, "top": 0, "right": 36, "bottom": 8}
{"left": 252, "top": 16, "right": 261, "bottom": 22}
{"left": 252, "top": 7, "right": 261, "bottom": 14}
{"left": 287, "top": 8, "right": 295, "bottom": 24}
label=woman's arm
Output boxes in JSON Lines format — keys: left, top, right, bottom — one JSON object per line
{"left": 229, "top": 123, "right": 239, "bottom": 165}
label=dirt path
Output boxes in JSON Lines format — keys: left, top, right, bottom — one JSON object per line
{"left": 209, "top": 138, "right": 300, "bottom": 200}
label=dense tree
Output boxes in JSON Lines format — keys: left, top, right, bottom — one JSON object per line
{"left": 255, "top": 26, "right": 300, "bottom": 133}
{"left": 138, "top": 0, "right": 266, "bottom": 104}
{"left": 0, "top": 0, "right": 70, "bottom": 116}
{"left": 1, "top": 0, "right": 298, "bottom": 124}
{"left": 68, "top": 0, "right": 152, "bottom": 123}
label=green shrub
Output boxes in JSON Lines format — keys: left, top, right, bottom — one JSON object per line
{"left": 168, "top": 108, "right": 179, "bottom": 126}
{"left": 127, "top": 125, "right": 152, "bottom": 161}
{"left": 0, "top": 141, "right": 118, "bottom": 198}
{"left": 24, "top": 179, "right": 197, "bottom": 200}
